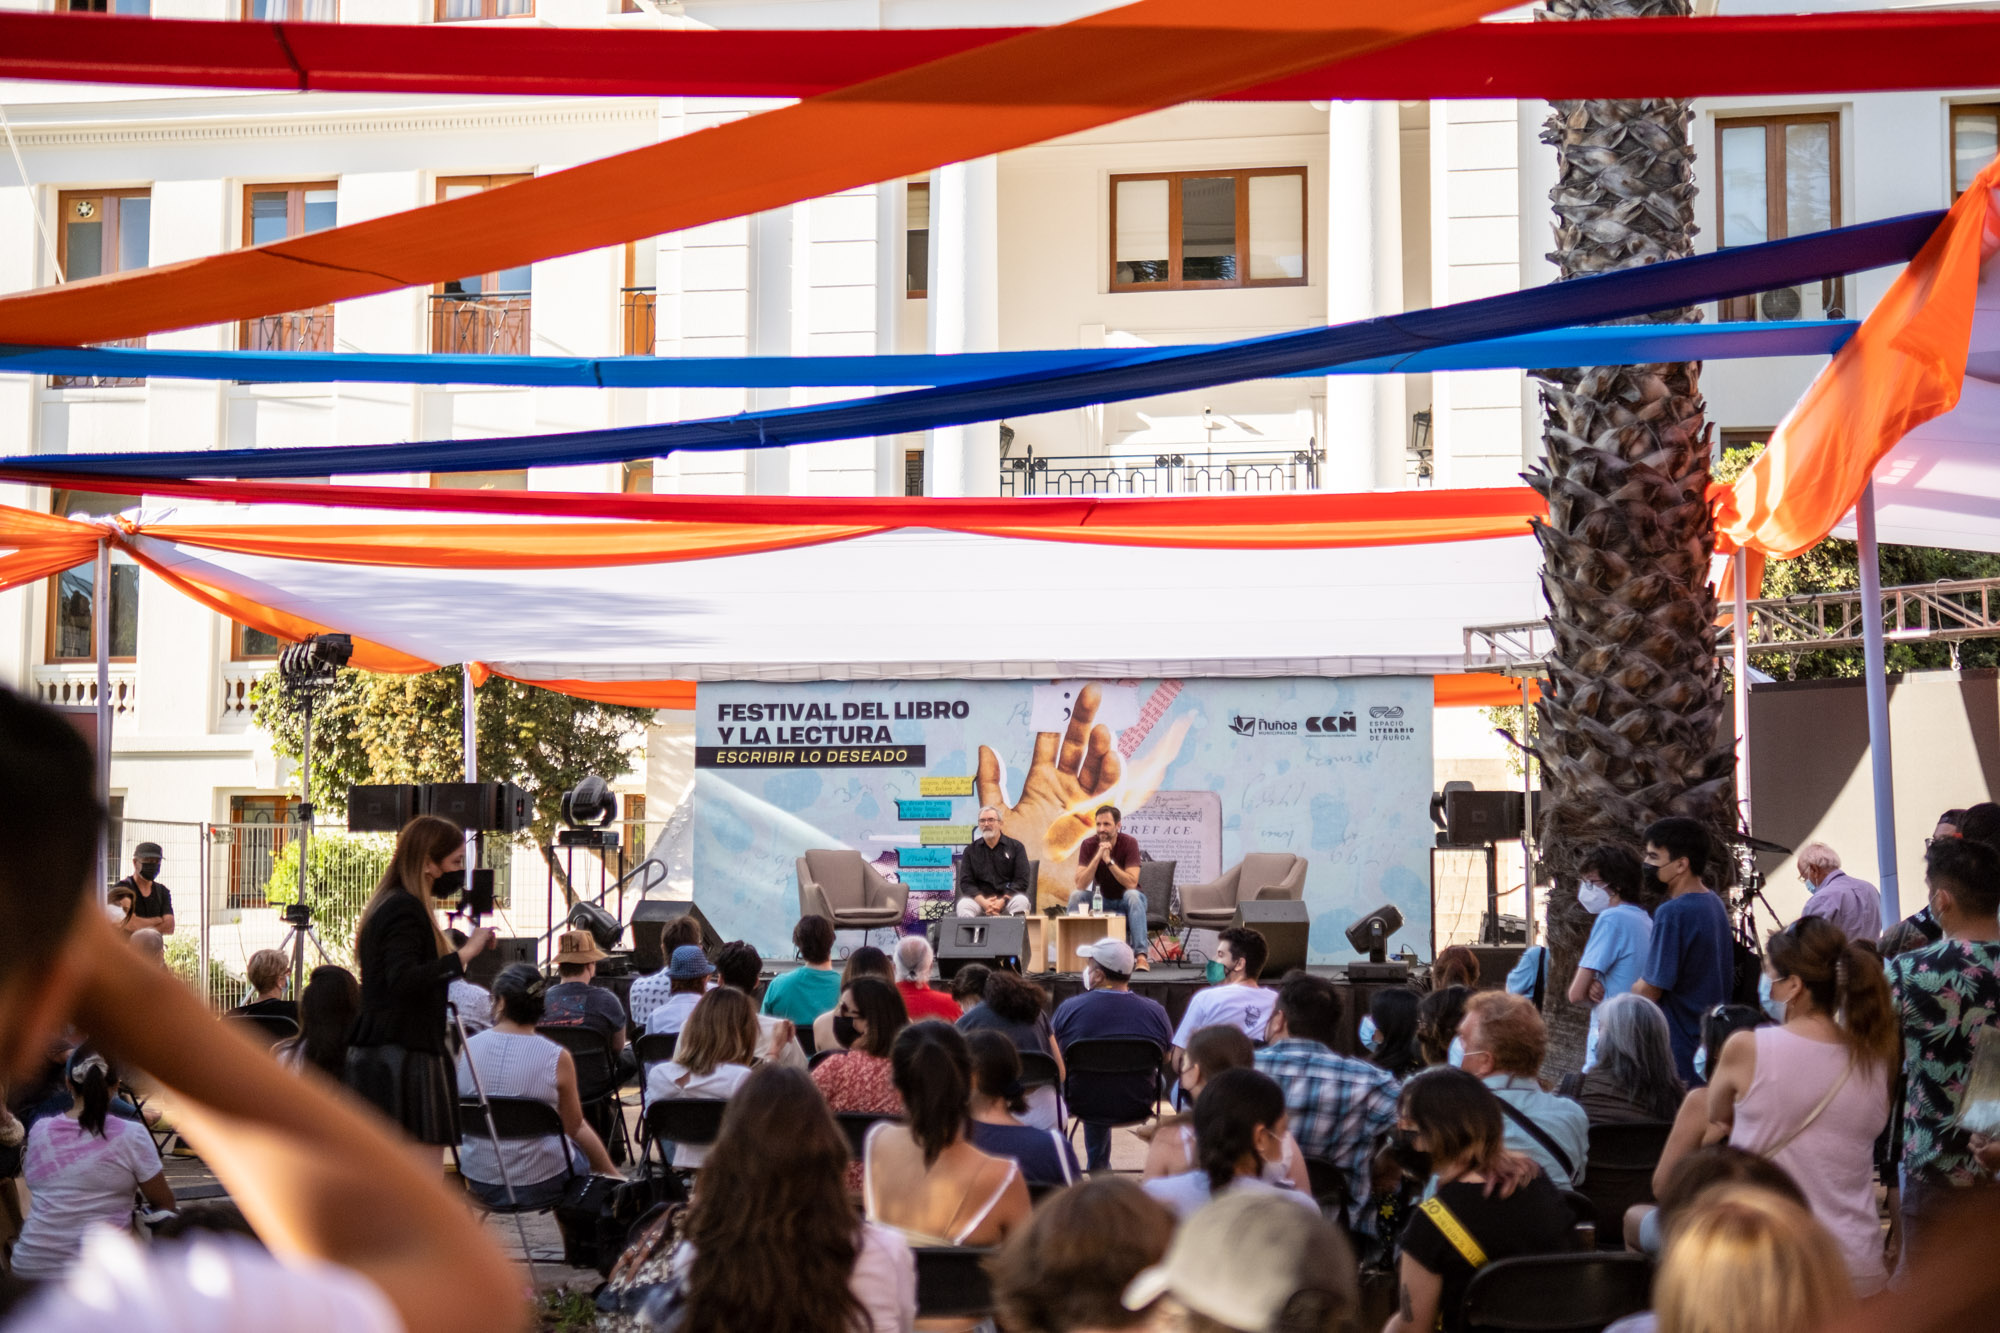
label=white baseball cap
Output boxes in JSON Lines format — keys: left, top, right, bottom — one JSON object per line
{"left": 1123, "top": 1191, "right": 1355, "bottom": 1333}
{"left": 1076, "top": 937, "right": 1136, "bottom": 974}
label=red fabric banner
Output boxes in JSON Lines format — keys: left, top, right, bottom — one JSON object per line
{"left": 3, "top": 12, "right": 1998, "bottom": 102}
{"left": 0, "top": 0, "right": 1508, "bottom": 348}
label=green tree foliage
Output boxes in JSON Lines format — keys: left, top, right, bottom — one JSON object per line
{"left": 260, "top": 832, "right": 394, "bottom": 963}
{"left": 250, "top": 666, "right": 653, "bottom": 861}
{"left": 1717, "top": 442, "right": 2000, "bottom": 680}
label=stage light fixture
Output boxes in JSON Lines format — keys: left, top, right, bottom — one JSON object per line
{"left": 1345, "top": 904, "right": 1405, "bottom": 964}
{"left": 560, "top": 773, "right": 616, "bottom": 829}
{"left": 277, "top": 633, "right": 353, "bottom": 691}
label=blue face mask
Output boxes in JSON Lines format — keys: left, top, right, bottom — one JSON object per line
{"left": 1359, "top": 1016, "right": 1379, "bottom": 1050}
{"left": 1693, "top": 1045, "right": 1710, "bottom": 1082}
{"left": 1758, "top": 973, "right": 1789, "bottom": 1023}
{"left": 1448, "top": 1036, "right": 1468, "bottom": 1068}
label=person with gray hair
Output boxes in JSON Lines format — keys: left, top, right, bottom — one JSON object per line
{"left": 1557, "top": 993, "right": 1685, "bottom": 1125}
{"left": 1795, "top": 843, "right": 1882, "bottom": 943}
{"left": 129, "top": 927, "right": 166, "bottom": 969}
{"left": 959, "top": 805, "right": 1032, "bottom": 917}
{"left": 892, "top": 934, "right": 961, "bottom": 1022}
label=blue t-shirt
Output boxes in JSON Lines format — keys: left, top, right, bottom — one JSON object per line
{"left": 967, "top": 1119, "right": 1080, "bottom": 1189}
{"left": 1642, "top": 889, "right": 1734, "bottom": 1083}
{"left": 760, "top": 966, "right": 842, "bottom": 1027}
{"left": 1051, "top": 988, "right": 1174, "bottom": 1053}
{"left": 1505, "top": 947, "right": 1545, "bottom": 999}
{"left": 1579, "top": 902, "right": 1653, "bottom": 1068}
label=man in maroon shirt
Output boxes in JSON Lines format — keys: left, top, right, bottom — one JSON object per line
{"left": 1067, "top": 805, "right": 1150, "bottom": 970}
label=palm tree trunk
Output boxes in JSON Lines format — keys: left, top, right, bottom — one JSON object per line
{"left": 1528, "top": 0, "right": 1738, "bottom": 1076}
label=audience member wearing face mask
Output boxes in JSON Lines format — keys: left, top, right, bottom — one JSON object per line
{"left": 1565, "top": 844, "right": 1654, "bottom": 1070}
{"left": 1142, "top": 1067, "right": 1318, "bottom": 1219}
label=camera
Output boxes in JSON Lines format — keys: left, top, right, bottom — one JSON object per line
{"left": 281, "top": 902, "right": 313, "bottom": 928}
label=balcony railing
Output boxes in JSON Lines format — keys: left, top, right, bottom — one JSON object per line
{"left": 244, "top": 307, "right": 335, "bottom": 356}
{"left": 1720, "top": 274, "right": 1846, "bottom": 322}
{"left": 1000, "top": 446, "right": 1320, "bottom": 496}
{"left": 51, "top": 337, "right": 145, "bottom": 390}
{"left": 622, "top": 287, "right": 657, "bottom": 356}
{"left": 430, "top": 293, "right": 531, "bottom": 356}
{"left": 33, "top": 665, "right": 138, "bottom": 714}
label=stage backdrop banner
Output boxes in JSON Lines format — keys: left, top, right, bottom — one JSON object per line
{"left": 691, "top": 677, "right": 1434, "bottom": 962}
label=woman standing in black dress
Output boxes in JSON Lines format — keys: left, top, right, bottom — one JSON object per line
{"left": 344, "top": 815, "right": 493, "bottom": 1144}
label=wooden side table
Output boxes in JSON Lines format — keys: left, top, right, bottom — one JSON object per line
{"left": 1052, "top": 912, "right": 1126, "bottom": 971}
{"left": 1021, "top": 915, "right": 1047, "bottom": 974}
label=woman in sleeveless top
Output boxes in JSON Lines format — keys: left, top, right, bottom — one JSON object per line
{"left": 454, "top": 964, "right": 616, "bottom": 1209}
{"left": 862, "top": 1020, "right": 1029, "bottom": 1260}
{"left": 645, "top": 987, "right": 759, "bottom": 1168}
{"left": 1704, "top": 915, "right": 1897, "bottom": 1294}
{"left": 963, "top": 1031, "right": 1078, "bottom": 1189}
{"left": 1140, "top": 1024, "right": 1310, "bottom": 1193}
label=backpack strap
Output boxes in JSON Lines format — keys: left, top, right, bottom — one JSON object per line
{"left": 1418, "top": 1197, "right": 1488, "bottom": 1268}
{"left": 1493, "top": 1095, "right": 1575, "bottom": 1178}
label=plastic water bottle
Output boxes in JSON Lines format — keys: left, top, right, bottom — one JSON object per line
{"left": 1092, "top": 885, "right": 1104, "bottom": 915}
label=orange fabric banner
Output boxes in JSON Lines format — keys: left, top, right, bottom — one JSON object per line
{"left": 0, "top": 0, "right": 1508, "bottom": 348}
{"left": 1432, "top": 674, "right": 1540, "bottom": 708}
{"left": 489, "top": 674, "right": 699, "bottom": 710}
{"left": 137, "top": 520, "right": 886, "bottom": 569}
{"left": 1715, "top": 160, "right": 2000, "bottom": 559}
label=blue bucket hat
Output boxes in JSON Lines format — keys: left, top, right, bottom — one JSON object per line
{"left": 668, "top": 944, "right": 715, "bottom": 980}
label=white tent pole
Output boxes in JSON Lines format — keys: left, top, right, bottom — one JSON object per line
{"left": 1856, "top": 481, "right": 1900, "bottom": 926}
{"left": 93, "top": 536, "right": 111, "bottom": 901}
{"left": 1732, "top": 548, "right": 1753, "bottom": 833}
{"left": 463, "top": 666, "right": 478, "bottom": 879}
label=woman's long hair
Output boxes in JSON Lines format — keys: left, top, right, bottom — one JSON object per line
{"left": 677, "top": 986, "right": 760, "bottom": 1077}
{"left": 845, "top": 975, "right": 909, "bottom": 1058}
{"left": 892, "top": 1020, "right": 972, "bottom": 1167}
{"left": 67, "top": 1047, "right": 117, "bottom": 1138}
{"left": 683, "top": 1064, "right": 867, "bottom": 1333}
{"left": 354, "top": 814, "right": 462, "bottom": 956}
{"left": 1400, "top": 1066, "right": 1506, "bottom": 1175}
{"left": 841, "top": 945, "right": 892, "bottom": 990}
{"left": 1766, "top": 915, "right": 1898, "bottom": 1069}
{"left": 968, "top": 1028, "right": 1029, "bottom": 1116}
{"left": 1368, "top": 987, "right": 1424, "bottom": 1079}
{"left": 298, "top": 965, "right": 360, "bottom": 1078}
{"left": 1592, "top": 992, "right": 1686, "bottom": 1120}
{"left": 1417, "top": 985, "right": 1472, "bottom": 1066}
{"left": 1192, "top": 1066, "right": 1287, "bottom": 1193}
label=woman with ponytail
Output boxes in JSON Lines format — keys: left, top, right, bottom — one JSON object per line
{"left": 1704, "top": 914, "right": 1897, "bottom": 1293}
{"left": 861, "top": 1020, "right": 1029, "bottom": 1255}
{"left": 345, "top": 814, "right": 493, "bottom": 1145}
{"left": 13, "top": 1048, "right": 174, "bottom": 1277}
{"left": 1142, "top": 1066, "right": 1316, "bottom": 1219}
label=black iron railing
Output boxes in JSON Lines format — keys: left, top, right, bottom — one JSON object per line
{"left": 51, "top": 337, "right": 145, "bottom": 390}
{"left": 429, "top": 293, "right": 531, "bottom": 356}
{"left": 245, "top": 306, "right": 335, "bottom": 355}
{"left": 999, "top": 445, "right": 1320, "bottom": 496}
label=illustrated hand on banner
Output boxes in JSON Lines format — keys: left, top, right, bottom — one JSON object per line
{"left": 976, "top": 682, "right": 1191, "bottom": 909}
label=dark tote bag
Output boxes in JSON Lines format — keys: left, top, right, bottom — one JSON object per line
{"left": 343, "top": 1042, "right": 459, "bottom": 1146}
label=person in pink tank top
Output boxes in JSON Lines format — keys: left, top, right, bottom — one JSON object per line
{"left": 1703, "top": 915, "right": 1898, "bottom": 1294}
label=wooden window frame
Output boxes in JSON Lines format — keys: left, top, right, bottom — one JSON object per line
{"left": 64, "top": 0, "right": 150, "bottom": 12}
{"left": 433, "top": 0, "right": 531, "bottom": 20}
{"left": 232, "top": 621, "right": 282, "bottom": 661}
{"left": 239, "top": 0, "right": 335, "bottom": 18}
{"left": 1952, "top": 103, "right": 2000, "bottom": 201}
{"left": 431, "top": 174, "right": 533, "bottom": 355}
{"left": 45, "top": 489, "right": 139, "bottom": 665}
{"left": 1109, "top": 166, "right": 1308, "bottom": 293}
{"left": 1714, "top": 113, "right": 1842, "bottom": 321}
{"left": 53, "top": 187, "right": 150, "bottom": 387}
{"left": 241, "top": 181, "right": 337, "bottom": 353}
{"left": 906, "top": 179, "right": 930, "bottom": 300}
{"left": 428, "top": 469, "right": 529, "bottom": 491}
{"left": 622, "top": 240, "right": 657, "bottom": 356}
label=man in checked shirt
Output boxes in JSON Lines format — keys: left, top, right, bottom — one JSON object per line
{"left": 1254, "top": 970, "right": 1400, "bottom": 1229}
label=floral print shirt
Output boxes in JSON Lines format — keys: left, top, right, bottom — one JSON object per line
{"left": 1888, "top": 938, "right": 2000, "bottom": 1186}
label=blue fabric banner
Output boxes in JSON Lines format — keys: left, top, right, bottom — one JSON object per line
{"left": 0, "top": 211, "right": 1936, "bottom": 482}
{"left": 0, "top": 320, "right": 1854, "bottom": 389}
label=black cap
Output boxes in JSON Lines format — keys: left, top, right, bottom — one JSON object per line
{"left": 134, "top": 841, "right": 163, "bottom": 858}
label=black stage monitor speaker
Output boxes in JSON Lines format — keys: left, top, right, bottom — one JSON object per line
{"left": 466, "top": 936, "right": 538, "bottom": 988}
{"left": 630, "top": 899, "right": 721, "bottom": 972}
{"left": 347, "top": 784, "right": 419, "bottom": 832}
{"left": 1233, "top": 900, "right": 1310, "bottom": 977}
{"left": 1466, "top": 945, "right": 1527, "bottom": 991}
{"left": 421, "top": 781, "right": 532, "bottom": 834}
{"left": 935, "top": 915, "right": 1027, "bottom": 978}
{"left": 1443, "top": 789, "right": 1525, "bottom": 846}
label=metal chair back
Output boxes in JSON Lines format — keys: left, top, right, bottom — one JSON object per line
{"left": 1460, "top": 1252, "right": 1653, "bottom": 1332}
{"left": 913, "top": 1246, "right": 996, "bottom": 1321}
{"left": 1061, "top": 1037, "right": 1166, "bottom": 1131}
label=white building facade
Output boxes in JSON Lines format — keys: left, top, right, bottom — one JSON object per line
{"left": 0, "top": 0, "right": 1991, "bottom": 949}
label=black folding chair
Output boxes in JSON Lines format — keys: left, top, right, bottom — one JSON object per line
{"left": 835, "top": 1110, "right": 904, "bottom": 1160}
{"left": 1302, "top": 1156, "right": 1353, "bottom": 1219}
{"left": 809, "top": 1047, "right": 842, "bottom": 1070}
{"left": 1460, "top": 1252, "right": 1653, "bottom": 1333}
{"left": 456, "top": 1096, "right": 575, "bottom": 1216}
{"left": 642, "top": 1098, "right": 729, "bottom": 1176}
{"left": 633, "top": 1031, "right": 678, "bottom": 1079}
{"left": 1060, "top": 1038, "right": 1166, "bottom": 1159}
{"left": 538, "top": 1024, "right": 633, "bottom": 1163}
{"left": 1016, "top": 1050, "right": 1061, "bottom": 1092}
{"left": 230, "top": 1013, "right": 300, "bottom": 1049}
{"left": 1577, "top": 1121, "right": 1673, "bottom": 1248}
{"left": 913, "top": 1247, "right": 997, "bottom": 1322}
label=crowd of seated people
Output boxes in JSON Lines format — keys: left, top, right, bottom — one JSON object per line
{"left": 16, "top": 697, "right": 2000, "bottom": 1333}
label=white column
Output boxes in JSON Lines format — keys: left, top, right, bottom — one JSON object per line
{"left": 1856, "top": 483, "right": 1901, "bottom": 924}
{"left": 926, "top": 156, "right": 1000, "bottom": 497}
{"left": 1326, "top": 102, "right": 1406, "bottom": 491}
{"left": 749, "top": 205, "right": 799, "bottom": 495}
{"left": 1518, "top": 99, "right": 1560, "bottom": 469}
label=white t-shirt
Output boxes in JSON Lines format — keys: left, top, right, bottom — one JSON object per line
{"left": 1171, "top": 983, "right": 1276, "bottom": 1049}
{"left": 643, "top": 1061, "right": 753, "bottom": 1167}
{"left": 8, "top": 1230, "right": 401, "bottom": 1333}
{"left": 12, "top": 1114, "right": 162, "bottom": 1278}
{"left": 1142, "top": 1169, "right": 1318, "bottom": 1220}
{"left": 664, "top": 1222, "right": 913, "bottom": 1333}
{"left": 646, "top": 992, "right": 702, "bottom": 1037}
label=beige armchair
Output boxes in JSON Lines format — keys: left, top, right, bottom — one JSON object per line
{"left": 1178, "top": 853, "right": 1308, "bottom": 931}
{"left": 796, "top": 849, "right": 909, "bottom": 946}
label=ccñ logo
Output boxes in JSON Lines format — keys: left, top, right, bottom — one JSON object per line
{"left": 1304, "top": 713, "right": 1357, "bottom": 734}
{"left": 1229, "top": 715, "right": 1257, "bottom": 736}
{"left": 1369, "top": 705, "right": 1405, "bottom": 720}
